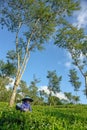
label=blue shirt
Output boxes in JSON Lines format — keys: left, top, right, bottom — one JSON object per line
{"left": 20, "top": 102, "right": 32, "bottom": 111}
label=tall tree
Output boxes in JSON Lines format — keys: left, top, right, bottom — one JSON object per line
{"left": 48, "top": 96, "right": 62, "bottom": 106}
{"left": 39, "top": 89, "right": 48, "bottom": 103}
{"left": 0, "top": 0, "right": 80, "bottom": 106}
{"left": 64, "top": 92, "right": 73, "bottom": 103}
{"left": 69, "top": 69, "right": 81, "bottom": 95}
{"left": 0, "top": 60, "right": 13, "bottom": 102}
{"left": 72, "top": 95, "right": 80, "bottom": 104}
{"left": 47, "top": 70, "right": 62, "bottom": 105}
{"left": 29, "top": 76, "right": 40, "bottom": 105}
{"left": 55, "top": 19, "right": 87, "bottom": 97}
{"left": 47, "top": 70, "right": 62, "bottom": 94}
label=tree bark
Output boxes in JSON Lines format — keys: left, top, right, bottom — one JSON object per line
{"left": 9, "top": 80, "right": 19, "bottom": 107}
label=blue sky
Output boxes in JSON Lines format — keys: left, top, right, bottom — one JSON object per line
{"left": 0, "top": 0, "right": 87, "bottom": 104}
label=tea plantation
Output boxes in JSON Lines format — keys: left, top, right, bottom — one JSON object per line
{"left": 0, "top": 102, "right": 87, "bottom": 130}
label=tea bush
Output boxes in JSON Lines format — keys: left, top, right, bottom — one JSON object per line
{"left": 0, "top": 109, "right": 55, "bottom": 130}
{"left": 0, "top": 103, "right": 87, "bottom": 130}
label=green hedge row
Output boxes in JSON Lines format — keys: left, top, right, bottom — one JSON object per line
{"left": 0, "top": 109, "right": 57, "bottom": 130}
{"left": 0, "top": 103, "right": 87, "bottom": 130}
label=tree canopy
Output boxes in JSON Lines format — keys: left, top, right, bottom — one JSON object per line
{"left": 55, "top": 19, "right": 87, "bottom": 97}
{"left": 0, "top": 0, "right": 80, "bottom": 106}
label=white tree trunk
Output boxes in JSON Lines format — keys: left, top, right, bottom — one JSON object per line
{"left": 9, "top": 80, "right": 19, "bottom": 107}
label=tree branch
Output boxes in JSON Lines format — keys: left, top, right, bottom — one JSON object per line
{"left": 16, "top": 22, "right": 22, "bottom": 72}
{"left": 16, "top": 18, "right": 40, "bottom": 81}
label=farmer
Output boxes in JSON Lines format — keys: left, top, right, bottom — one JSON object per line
{"left": 16, "top": 96, "right": 33, "bottom": 112}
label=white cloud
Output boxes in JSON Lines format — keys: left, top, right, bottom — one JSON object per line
{"left": 39, "top": 86, "right": 67, "bottom": 100}
{"left": 77, "top": 10, "right": 87, "bottom": 28}
{"left": 73, "top": 0, "right": 87, "bottom": 28}
{"left": 64, "top": 51, "right": 72, "bottom": 68}
{"left": 66, "top": 52, "right": 72, "bottom": 60}
{"left": 79, "top": 53, "right": 84, "bottom": 61}
{"left": 54, "top": 92, "right": 67, "bottom": 100}
{"left": 64, "top": 62, "right": 71, "bottom": 68}
{"left": 39, "top": 86, "right": 50, "bottom": 94}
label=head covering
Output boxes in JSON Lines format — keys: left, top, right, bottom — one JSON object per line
{"left": 22, "top": 96, "right": 33, "bottom": 102}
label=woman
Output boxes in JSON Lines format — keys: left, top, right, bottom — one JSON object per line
{"left": 16, "top": 96, "right": 33, "bottom": 112}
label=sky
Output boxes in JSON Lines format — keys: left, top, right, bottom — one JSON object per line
{"left": 0, "top": 0, "right": 87, "bottom": 104}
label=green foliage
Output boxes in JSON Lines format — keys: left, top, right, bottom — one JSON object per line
{"left": 72, "top": 95, "right": 80, "bottom": 104}
{"left": 55, "top": 19, "right": 84, "bottom": 49}
{"left": 48, "top": 96, "right": 62, "bottom": 105}
{"left": 0, "top": 0, "right": 81, "bottom": 106}
{"left": 0, "top": 0, "right": 80, "bottom": 57}
{"left": 55, "top": 19, "right": 87, "bottom": 97}
{"left": 0, "top": 103, "right": 87, "bottom": 130}
{"left": 0, "top": 60, "right": 15, "bottom": 102}
{"left": 0, "top": 60, "right": 16, "bottom": 77}
{"left": 45, "top": 0, "right": 80, "bottom": 16}
{"left": 69, "top": 69, "right": 81, "bottom": 92}
{"left": 47, "top": 70, "right": 62, "bottom": 94}
{"left": 29, "top": 76, "right": 40, "bottom": 105}
{"left": 0, "top": 0, "right": 56, "bottom": 49}
{"left": 47, "top": 70, "right": 62, "bottom": 106}
{"left": 16, "top": 80, "right": 30, "bottom": 102}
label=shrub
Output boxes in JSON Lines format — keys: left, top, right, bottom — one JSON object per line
{"left": 0, "top": 103, "right": 87, "bottom": 130}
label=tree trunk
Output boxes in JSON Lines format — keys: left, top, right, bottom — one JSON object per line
{"left": 9, "top": 80, "right": 19, "bottom": 107}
